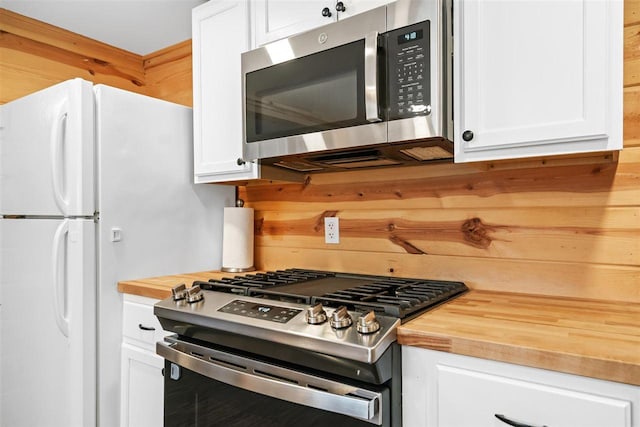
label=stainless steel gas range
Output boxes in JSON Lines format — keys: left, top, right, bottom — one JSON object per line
{"left": 154, "top": 269, "right": 467, "bottom": 427}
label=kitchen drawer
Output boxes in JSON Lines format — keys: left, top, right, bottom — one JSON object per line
{"left": 403, "top": 347, "right": 638, "bottom": 427}
{"left": 122, "top": 298, "right": 170, "bottom": 348}
{"left": 437, "top": 365, "right": 632, "bottom": 427}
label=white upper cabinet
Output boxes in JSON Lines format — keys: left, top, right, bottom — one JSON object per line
{"left": 336, "top": 0, "right": 393, "bottom": 20}
{"left": 253, "top": 0, "right": 336, "bottom": 47}
{"left": 252, "top": 0, "right": 392, "bottom": 47}
{"left": 454, "top": 0, "right": 623, "bottom": 162}
{"left": 192, "top": 0, "right": 259, "bottom": 183}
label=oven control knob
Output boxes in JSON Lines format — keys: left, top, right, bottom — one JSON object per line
{"left": 185, "top": 285, "right": 204, "bottom": 303}
{"left": 171, "top": 283, "right": 187, "bottom": 301}
{"left": 305, "top": 303, "right": 328, "bottom": 325}
{"left": 329, "top": 306, "right": 352, "bottom": 329}
{"left": 356, "top": 311, "right": 381, "bottom": 334}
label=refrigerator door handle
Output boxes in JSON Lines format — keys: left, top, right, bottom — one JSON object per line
{"left": 50, "top": 102, "right": 69, "bottom": 216}
{"left": 52, "top": 219, "right": 70, "bottom": 337}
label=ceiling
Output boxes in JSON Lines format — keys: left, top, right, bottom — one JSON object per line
{"left": 2, "top": 0, "right": 207, "bottom": 55}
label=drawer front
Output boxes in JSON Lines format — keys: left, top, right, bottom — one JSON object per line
{"left": 437, "top": 365, "right": 632, "bottom": 427}
{"left": 122, "top": 300, "right": 170, "bottom": 347}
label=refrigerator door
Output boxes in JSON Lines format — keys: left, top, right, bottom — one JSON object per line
{"left": 0, "top": 79, "right": 94, "bottom": 217}
{"left": 94, "top": 85, "right": 233, "bottom": 427}
{"left": 0, "top": 218, "right": 96, "bottom": 427}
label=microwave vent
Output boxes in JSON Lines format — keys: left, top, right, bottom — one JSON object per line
{"left": 273, "top": 160, "right": 323, "bottom": 172}
{"left": 329, "top": 158, "right": 401, "bottom": 169}
{"left": 400, "top": 146, "right": 454, "bottom": 161}
{"left": 309, "top": 149, "right": 401, "bottom": 169}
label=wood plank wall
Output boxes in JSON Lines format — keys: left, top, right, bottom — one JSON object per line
{"left": 0, "top": 8, "right": 193, "bottom": 106}
{"left": 1, "top": 5, "right": 638, "bottom": 303}
{"left": 239, "top": 2, "right": 640, "bottom": 303}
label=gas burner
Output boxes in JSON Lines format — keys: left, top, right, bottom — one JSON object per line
{"left": 194, "top": 269, "right": 467, "bottom": 321}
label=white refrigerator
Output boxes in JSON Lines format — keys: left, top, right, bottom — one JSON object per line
{"left": 0, "top": 78, "right": 234, "bottom": 427}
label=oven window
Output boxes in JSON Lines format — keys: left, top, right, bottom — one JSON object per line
{"left": 245, "top": 40, "right": 366, "bottom": 143}
{"left": 165, "top": 362, "right": 383, "bottom": 427}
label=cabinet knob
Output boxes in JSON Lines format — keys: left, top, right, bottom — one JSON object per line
{"left": 237, "top": 158, "right": 246, "bottom": 166}
{"left": 462, "top": 130, "right": 474, "bottom": 141}
{"left": 321, "top": 7, "right": 332, "bottom": 17}
{"left": 335, "top": 1, "right": 346, "bottom": 12}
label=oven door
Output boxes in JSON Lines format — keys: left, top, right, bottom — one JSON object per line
{"left": 158, "top": 339, "right": 389, "bottom": 427}
{"left": 241, "top": 6, "right": 387, "bottom": 161}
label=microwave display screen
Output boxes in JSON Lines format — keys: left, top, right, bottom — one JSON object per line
{"left": 398, "top": 29, "right": 423, "bottom": 45}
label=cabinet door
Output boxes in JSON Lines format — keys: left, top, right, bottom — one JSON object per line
{"left": 120, "top": 343, "right": 165, "bottom": 427}
{"left": 253, "top": 0, "right": 336, "bottom": 47}
{"left": 454, "top": 0, "right": 623, "bottom": 162}
{"left": 437, "top": 366, "right": 631, "bottom": 427}
{"left": 192, "top": 0, "right": 259, "bottom": 183}
{"left": 402, "top": 347, "right": 637, "bottom": 427}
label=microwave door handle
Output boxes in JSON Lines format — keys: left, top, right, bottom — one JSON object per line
{"left": 364, "top": 31, "right": 381, "bottom": 123}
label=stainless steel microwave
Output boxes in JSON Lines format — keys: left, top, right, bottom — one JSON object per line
{"left": 241, "top": 0, "right": 453, "bottom": 172}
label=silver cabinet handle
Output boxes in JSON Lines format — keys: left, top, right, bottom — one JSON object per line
{"left": 157, "top": 340, "right": 382, "bottom": 424}
{"left": 364, "top": 31, "right": 381, "bottom": 123}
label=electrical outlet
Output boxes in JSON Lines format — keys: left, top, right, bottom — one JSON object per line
{"left": 324, "top": 217, "right": 340, "bottom": 244}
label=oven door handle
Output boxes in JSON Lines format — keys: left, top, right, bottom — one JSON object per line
{"left": 157, "top": 340, "right": 383, "bottom": 424}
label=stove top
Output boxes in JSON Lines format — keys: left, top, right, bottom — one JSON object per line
{"left": 194, "top": 269, "right": 468, "bottom": 321}
{"left": 154, "top": 269, "right": 467, "bottom": 364}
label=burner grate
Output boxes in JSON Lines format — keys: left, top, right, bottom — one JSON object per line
{"left": 197, "top": 269, "right": 467, "bottom": 320}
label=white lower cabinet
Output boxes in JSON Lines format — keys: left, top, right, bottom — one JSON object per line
{"left": 120, "top": 295, "right": 170, "bottom": 427}
{"left": 120, "top": 344, "right": 165, "bottom": 427}
{"left": 403, "top": 347, "right": 639, "bottom": 427}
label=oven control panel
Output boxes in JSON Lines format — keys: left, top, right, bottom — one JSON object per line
{"left": 219, "top": 299, "right": 302, "bottom": 323}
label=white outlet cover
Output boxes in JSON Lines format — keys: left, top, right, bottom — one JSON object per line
{"left": 324, "top": 217, "right": 340, "bottom": 244}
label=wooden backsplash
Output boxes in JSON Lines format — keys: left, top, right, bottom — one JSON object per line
{"left": 240, "top": 2, "right": 640, "bottom": 303}
{"left": 1, "top": 4, "right": 639, "bottom": 302}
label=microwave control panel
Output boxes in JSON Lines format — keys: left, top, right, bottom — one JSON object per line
{"left": 386, "top": 20, "right": 431, "bottom": 120}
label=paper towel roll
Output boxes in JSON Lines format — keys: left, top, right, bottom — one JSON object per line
{"left": 221, "top": 207, "right": 255, "bottom": 272}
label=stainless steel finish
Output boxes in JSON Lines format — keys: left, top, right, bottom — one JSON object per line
{"left": 356, "top": 311, "right": 381, "bottom": 334}
{"left": 158, "top": 338, "right": 384, "bottom": 425}
{"left": 329, "top": 306, "right": 353, "bottom": 329}
{"left": 387, "top": 0, "right": 452, "bottom": 144}
{"left": 185, "top": 285, "right": 204, "bottom": 303}
{"left": 155, "top": 291, "right": 400, "bottom": 363}
{"left": 171, "top": 283, "right": 187, "bottom": 301}
{"left": 221, "top": 266, "right": 256, "bottom": 273}
{"left": 365, "top": 31, "right": 381, "bottom": 123}
{"left": 241, "top": 0, "right": 452, "bottom": 162}
{"left": 242, "top": 6, "right": 386, "bottom": 162}
{"left": 245, "top": 122, "right": 387, "bottom": 161}
{"left": 305, "top": 303, "right": 328, "bottom": 325}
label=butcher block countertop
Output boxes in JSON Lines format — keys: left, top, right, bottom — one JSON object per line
{"left": 118, "top": 272, "right": 640, "bottom": 386}
{"left": 117, "top": 271, "right": 235, "bottom": 300}
{"left": 398, "top": 290, "right": 640, "bottom": 386}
